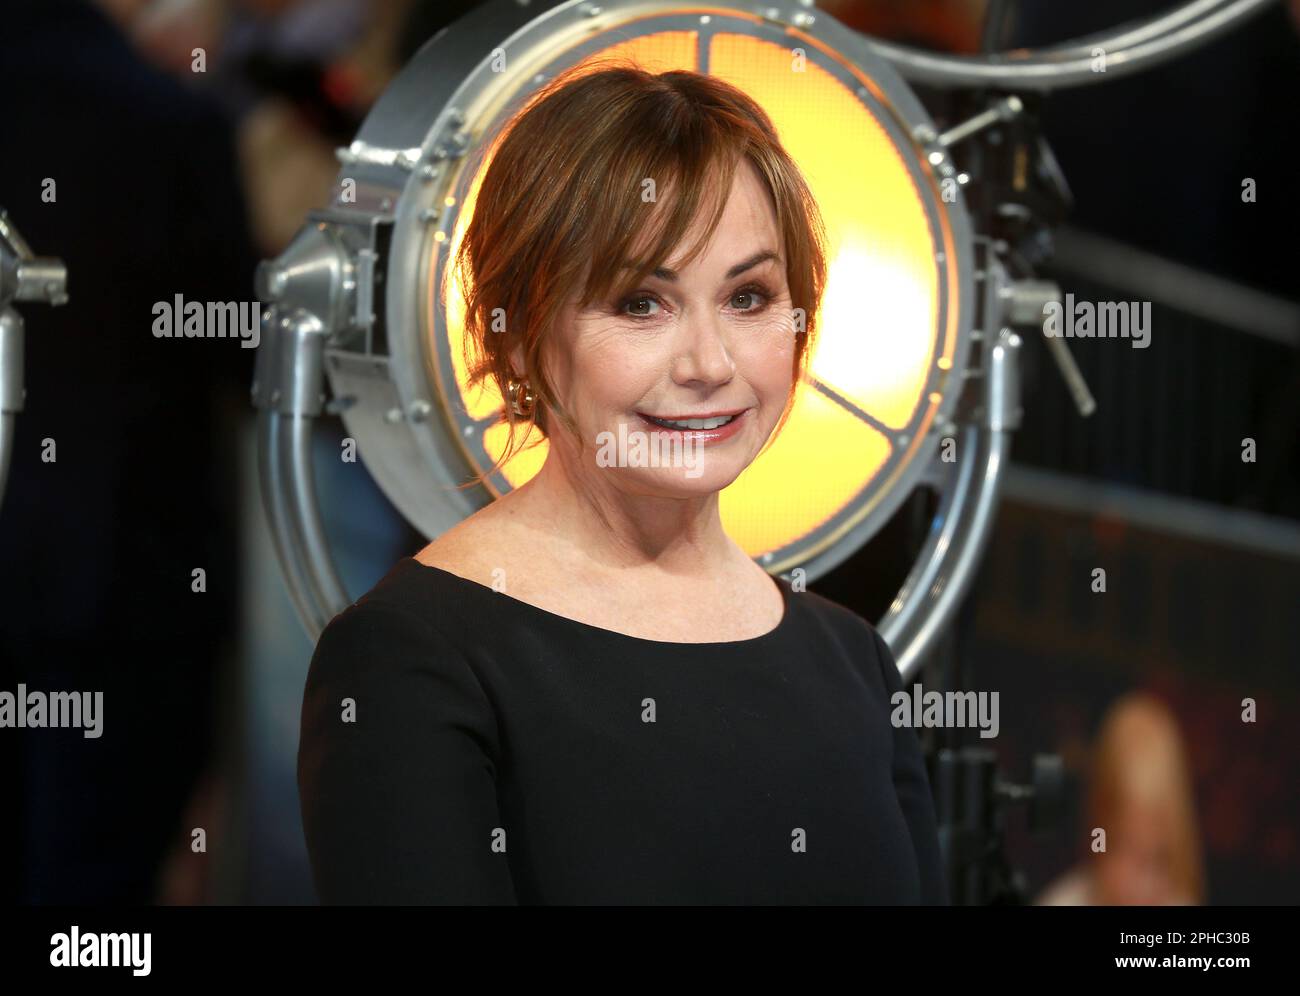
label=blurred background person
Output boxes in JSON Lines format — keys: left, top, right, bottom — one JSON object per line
{"left": 1038, "top": 694, "right": 1205, "bottom": 905}
{"left": 0, "top": 0, "right": 258, "bottom": 903}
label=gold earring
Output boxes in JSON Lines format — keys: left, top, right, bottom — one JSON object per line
{"left": 506, "top": 376, "right": 535, "bottom": 417}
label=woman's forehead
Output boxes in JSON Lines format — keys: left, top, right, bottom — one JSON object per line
{"left": 630, "top": 170, "right": 778, "bottom": 273}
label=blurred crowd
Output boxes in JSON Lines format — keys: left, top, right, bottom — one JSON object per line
{"left": 90, "top": 0, "right": 448, "bottom": 257}
{"left": 0, "top": 0, "right": 467, "bottom": 903}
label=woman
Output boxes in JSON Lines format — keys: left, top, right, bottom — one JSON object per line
{"left": 1038, "top": 693, "right": 1204, "bottom": 905}
{"left": 297, "top": 62, "right": 948, "bottom": 905}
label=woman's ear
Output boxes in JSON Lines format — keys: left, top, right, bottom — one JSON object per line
{"left": 509, "top": 341, "right": 525, "bottom": 379}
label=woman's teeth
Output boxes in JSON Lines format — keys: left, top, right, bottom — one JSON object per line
{"left": 643, "top": 413, "right": 736, "bottom": 430}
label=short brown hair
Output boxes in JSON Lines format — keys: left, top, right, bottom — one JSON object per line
{"left": 449, "top": 60, "right": 828, "bottom": 485}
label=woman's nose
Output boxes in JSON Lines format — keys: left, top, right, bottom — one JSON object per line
{"left": 671, "top": 312, "right": 736, "bottom": 388}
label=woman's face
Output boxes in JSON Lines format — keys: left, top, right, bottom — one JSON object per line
{"left": 535, "top": 160, "right": 798, "bottom": 499}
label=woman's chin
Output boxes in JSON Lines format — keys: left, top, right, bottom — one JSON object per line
{"left": 619, "top": 462, "right": 748, "bottom": 496}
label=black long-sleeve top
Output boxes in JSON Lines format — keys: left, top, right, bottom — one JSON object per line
{"left": 297, "top": 557, "right": 949, "bottom": 905}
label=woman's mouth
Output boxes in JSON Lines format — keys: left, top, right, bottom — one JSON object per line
{"left": 641, "top": 413, "right": 736, "bottom": 430}
{"left": 635, "top": 409, "right": 750, "bottom": 442}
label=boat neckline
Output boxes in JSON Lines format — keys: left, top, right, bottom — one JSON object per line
{"left": 398, "top": 556, "right": 793, "bottom": 649}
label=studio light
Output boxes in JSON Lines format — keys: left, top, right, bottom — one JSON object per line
{"left": 251, "top": 0, "right": 1272, "bottom": 674}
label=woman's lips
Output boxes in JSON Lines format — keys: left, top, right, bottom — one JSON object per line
{"left": 635, "top": 408, "right": 751, "bottom": 443}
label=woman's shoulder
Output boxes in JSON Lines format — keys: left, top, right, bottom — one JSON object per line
{"left": 782, "top": 583, "right": 905, "bottom": 692}
{"left": 786, "top": 581, "right": 887, "bottom": 648}
{"left": 309, "top": 558, "right": 476, "bottom": 675}
{"left": 297, "top": 564, "right": 509, "bottom": 876}
{"left": 303, "top": 562, "right": 499, "bottom": 737}
{"left": 324, "top": 520, "right": 511, "bottom": 637}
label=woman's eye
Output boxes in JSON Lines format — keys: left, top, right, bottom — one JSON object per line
{"left": 731, "top": 287, "right": 769, "bottom": 312}
{"left": 623, "top": 295, "right": 660, "bottom": 317}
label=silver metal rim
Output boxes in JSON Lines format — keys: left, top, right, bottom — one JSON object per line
{"left": 334, "top": 0, "right": 975, "bottom": 581}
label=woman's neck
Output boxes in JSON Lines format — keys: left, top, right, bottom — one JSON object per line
{"left": 504, "top": 445, "right": 740, "bottom": 579}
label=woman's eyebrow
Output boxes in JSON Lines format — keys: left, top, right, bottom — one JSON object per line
{"left": 626, "top": 249, "right": 780, "bottom": 282}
